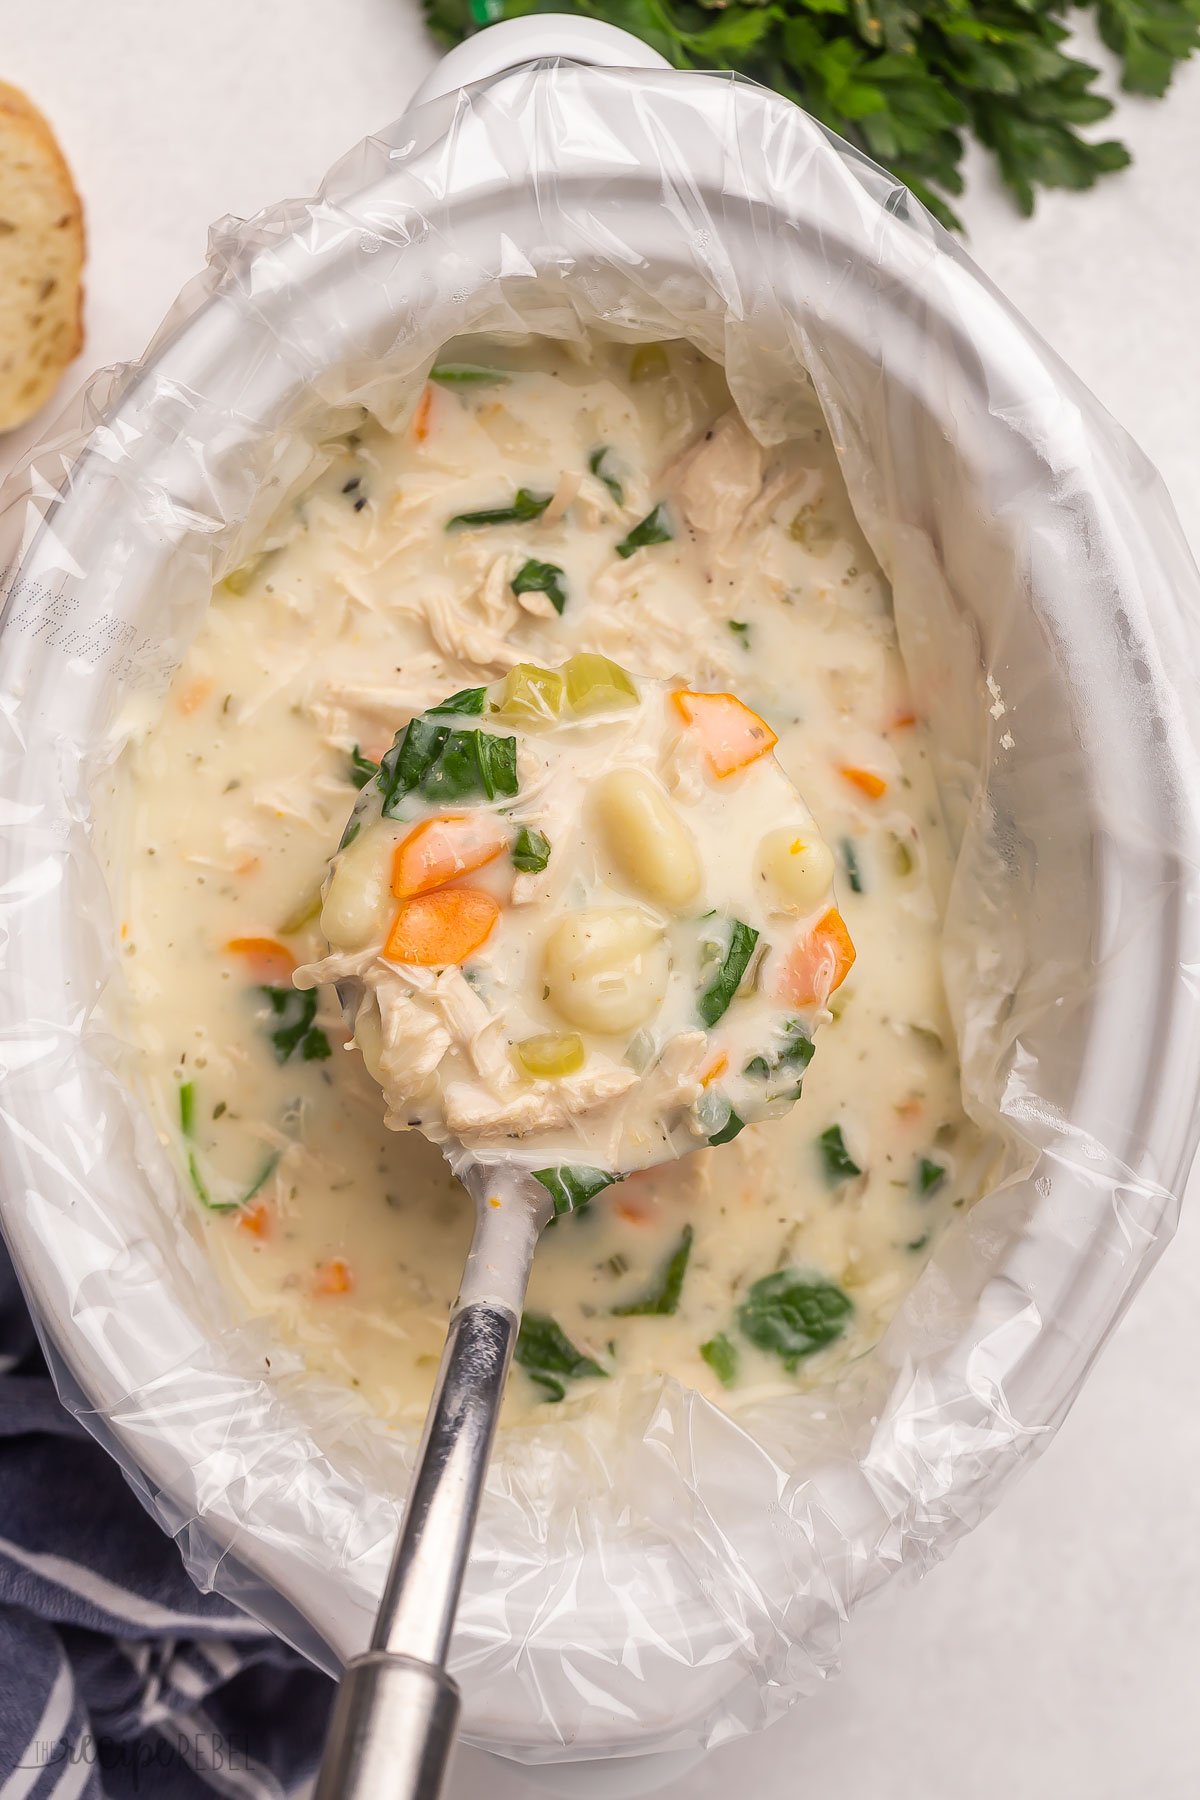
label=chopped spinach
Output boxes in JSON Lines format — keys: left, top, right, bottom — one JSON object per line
{"left": 511, "top": 826, "right": 551, "bottom": 874}
{"left": 746, "top": 1020, "right": 817, "bottom": 1090}
{"left": 446, "top": 488, "right": 551, "bottom": 531}
{"left": 841, "top": 837, "right": 864, "bottom": 894}
{"left": 259, "top": 986, "right": 332, "bottom": 1064}
{"left": 615, "top": 503, "right": 673, "bottom": 559}
{"left": 698, "top": 919, "right": 759, "bottom": 1027}
{"left": 377, "top": 716, "right": 518, "bottom": 817}
{"left": 588, "top": 446, "right": 624, "bottom": 505}
{"left": 612, "top": 1225, "right": 694, "bottom": 1317}
{"left": 429, "top": 686, "right": 487, "bottom": 716}
{"left": 515, "top": 1311, "right": 606, "bottom": 1402}
{"left": 737, "top": 1269, "right": 853, "bottom": 1370}
{"left": 817, "top": 1123, "right": 861, "bottom": 1183}
{"left": 429, "top": 362, "right": 509, "bottom": 386}
{"left": 178, "top": 1080, "right": 279, "bottom": 1213}
{"left": 916, "top": 1156, "right": 947, "bottom": 1196}
{"left": 532, "top": 1164, "right": 616, "bottom": 1217}
{"left": 708, "top": 1108, "right": 746, "bottom": 1147}
{"left": 700, "top": 1332, "right": 739, "bottom": 1388}
{"left": 512, "top": 558, "right": 568, "bottom": 616}
{"left": 347, "top": 745, "right": 378, "bottom": 789}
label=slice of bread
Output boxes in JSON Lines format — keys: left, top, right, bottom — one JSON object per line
{"left": 0, "top": 80, "right": 84, "bottom": 432}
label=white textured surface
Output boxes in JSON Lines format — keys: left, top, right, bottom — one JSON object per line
{"left": 1, "top": 4, "right": 1197, "bottom": 1794}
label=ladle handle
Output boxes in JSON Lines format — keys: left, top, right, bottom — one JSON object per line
{"left": 315, "top": 1179, "right": 541, "bottom": 1800}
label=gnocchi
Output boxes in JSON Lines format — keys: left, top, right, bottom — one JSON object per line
{"left": 297, "top": 660, "right": 852, "bottom": 1185}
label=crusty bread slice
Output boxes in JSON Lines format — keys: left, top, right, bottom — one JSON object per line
{"left": 0, "top": 80, "right": 84, "bottom": 431}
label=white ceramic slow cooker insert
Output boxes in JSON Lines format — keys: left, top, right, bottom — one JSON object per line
{"left": 1, "top": 18, "right": 1199, "bottom": 1785}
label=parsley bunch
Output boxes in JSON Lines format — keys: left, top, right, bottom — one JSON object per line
{"left": 424, "top": 0, "right": 1200, "bottom": 227}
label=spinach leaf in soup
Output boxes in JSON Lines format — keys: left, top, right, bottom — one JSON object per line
{"left": 429, "top": 363, "right": 509, "bottom": 387}
{"left": 698, "top": 919, "right": 760, "bottom": 1027}
{"left": 446, "top": 488, "right": 552, "bottom": 531}
{"left": 428, "top": 686, "right": 487, "bottom": 716}
{"left": 615, "top": 503, "right": 673, "bottom": 559}
{"left": 700, "top": 1331, "right": 739, "bottom": 1388}
{"left": 512, "top": 559, "right": 568, "bottom": 616}
{"left": 737, "top": 1270, "right": 853, "bottom": 1370}
{"left": 512, "top": 827, "right": 551, "bottom": 874}
{"left": 916, "top": 1156, "right": 947, "bottom": 1196}
{"left": 817, "top": 1123, "right": 861, "bottom": 1183}
{"left": 259, "top": 986, "right": 331, "bottom": 1064}
{"left": 347, "top": 745, "right": 378, "bottom": 789}
{"left": 378, "top": 715, "right": 518, "bottom": 817}
{"left": 533, "top": 1164, "right": 615, "bottom": 1217}
{"left": 515, "top": 1312, "right": 607, "bottom": 1402}
{"left": 612, "top": 1225, "right": 694, "bottom": 1317}
{"left": 588, "top": 446, "right": 624, "bottom": 505}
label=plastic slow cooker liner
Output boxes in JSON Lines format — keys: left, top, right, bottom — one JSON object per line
{"left": 2, "top": 59, "right": 1200, "bottom": 1764}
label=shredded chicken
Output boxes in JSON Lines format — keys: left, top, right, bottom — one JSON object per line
{"left": 442, "top": 1064, "right": 638, "bottom": 1138}
{"left": 668, "top": 410, "right": 765, "bottom": 551}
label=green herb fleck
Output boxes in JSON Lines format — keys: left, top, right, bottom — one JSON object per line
{"left": 446, "top": 488, "right": 551, "bottom": 531}
{"left": 515, "top": 1312, "right": 606, "bottom": 1402}
{"left": 377, "top": 716, "right": 518, "bottom": 816}
{"left": 737, "top": 1269, "right": 853, "bottom": 1370}
{"left": 532, "top": 1164, "right": 616, "bottom": 1217}
{"left": 612, "top": 1225, "right": 694, "bottom": 1317}
{"left": 916, "top": 1156, "right": 947, "bottom": 1196}
{"left": 700, "top": 1332, "right": 739, "bottom": 1388}
{"left": 588, "top": 446, "right": 624, "bottom": 505}
{"left": 818, "top": 1124, "right": 861, "bottom": 1183}
{"left": 616, "top": 503, "right": 672, "bottom": 559}
{"left": 512, "top": 558, "right": 568, "bottom": 616}
{"left": 429, "top": 362, "right": 509, "bottom": 386}
{"left": 259, "top": 986, "right": 332, "bottom": 1064}
{"left": 907, "top": 1233, "right": 930, "bottom": 1254}
{"left": 511, "top": 826, "right": 551, "bottom": 874}
{"left": 841, "top": 837, "right": 863, "bottom": 894}
{"left": 728, "top": 620, "right": 751, "bottom": 647}
{"left": 698, "top": 919, "right": 759, "bottom": 1027}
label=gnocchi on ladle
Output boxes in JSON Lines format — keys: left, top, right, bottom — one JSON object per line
{"left": 296, "top": 657, "right": 854, "bottom": 1210}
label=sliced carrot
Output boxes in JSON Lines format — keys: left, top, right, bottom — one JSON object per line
{"left": 384, "top": 886, "right": 500, "bottom": 966}
{"left": 894, "top": 1096, "right": 924, "bottom": 1121}
{"left": 391, "top": 813, "right": 507, "bottom": 899}
{"left": 891, "top": 710, "right": 917, "bottom": 730}
{"left": 839, "top": 764, "right": 888, "bottom": 800}
{"left": 234, "top": 855, "right": 261, "bottom": 877}
{"left": 312, "top": 1257, "right": 353, "bottom": 1296}
{"left": 700, "top": 1052, "right": 728, "bottom": 1088}
{"left": 177, "top": 676, "right": 213, "bottom": 716}
{"left": 779, "top": 908, "right": 856, "bottom": 1009}
{"left": 671, "top": 690, "right": 778, "bottom": 779}
{"left": 237, "top": 1201, "right": 272, "bottom": 1240}
{"left": 413, "top": 384, "right": 434, "bottom": 443}
{"left": 226, "top": 936, "right": 297, "bottom": 984}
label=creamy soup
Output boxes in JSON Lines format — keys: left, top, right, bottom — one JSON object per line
{"left": 301, "top": 657, "right": 850, "bottom": 1184}
{"left": 110, "top": 336, "right": 992, "bottom": 1423}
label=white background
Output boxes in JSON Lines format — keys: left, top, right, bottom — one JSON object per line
{"left": 3, "top": 4, "right": 1199, "bottom": 1795}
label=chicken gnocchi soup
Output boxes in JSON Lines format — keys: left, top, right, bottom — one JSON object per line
{"left": 110, "top": 334, "right": 993, "bottom": 1422}
{"left": 299, "top": 661, "right": 852, "bottom": 1201}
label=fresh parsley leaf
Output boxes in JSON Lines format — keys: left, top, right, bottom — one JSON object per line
{"left": 429, "top": 686, "right": 487, "bottom": 715}
{"left": 259, "top": 986, "right": 332, "bottom": 1064}
{"left": 423, "top": 0, "right": 1164, "bottom": 225}
{"left": 612, "top": 1225, "right": 694, "bottom": 1316}
{"left": 615, "top": 502, "right": 672, "bottom": 559}
{"left": 916, "top": 1155, "right": 946, "bottom": 1195}
{"left": 737, "top": 1269, "right": 853, "bottom": 1370}
{"left": 446, "top": 487, "right": 551, "bottom": 530}
{"left": 533, "top": 1164, "right": 615, "bottom": 1217}
{"left": 588, "top": 446, "right": 624, "bottom": 505}
{"left": 700, "top": 1331, "right": 739, "bottom": 1388}
{"left": 377, "top": 716, "right": 518, "bottom": 816}
{"left": 698, "top": 919, "right": 759, "bottom": 1027}
{"left": 512, "top": 826, "right": 551, "bottom": 873}
{"left": 818, "top": 1123, "right": 861, "bottom": 1183}
{"left": 512, "top": 558, "right": 568, "bottom": 615}
{"left": 347, "top": 745, "right": 378, "bottom": 789}
{"left": 841, "top": 837, "right": 864, "bottom": 894}
{"left": 515, "top": 1311, "right": 607, "bottom": 1401}
{"left": 429, "top": 362, "right": 509, "bottom": 385}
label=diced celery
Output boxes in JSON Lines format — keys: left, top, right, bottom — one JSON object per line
{"left": 494, "top": 662, "right": 565, "bottom": 725}
{"left": 222, "top": 551, "right": 273, "bottom": 595}
{"left": 630, "top": 343, "right": 670, "bottom": 382}
{"left": 563, "top": 653, "right": 639, "bottom": 716}
{"left": 516, "top": 1032, "right": 586, "bottom": 1079}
